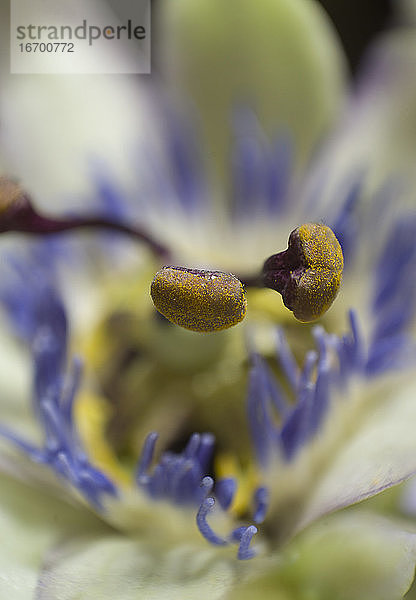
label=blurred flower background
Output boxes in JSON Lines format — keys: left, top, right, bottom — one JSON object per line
{"left": 2, "top": 0, "right": 416, "bottom": 598}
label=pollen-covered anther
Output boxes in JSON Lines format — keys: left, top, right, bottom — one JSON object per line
{"left": 262, "top": 223, "right": 343, "bottom": 322}
{"left": 150, "top": 266, "right": 247, "bottom": 332}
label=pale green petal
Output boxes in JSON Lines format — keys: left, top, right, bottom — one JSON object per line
{"left": 226, "top": 511, "right": 416, "bottom": 600}
{"left": 298, "top": 377, "right": 416, "bottom": 530}
{"left": 158, "top": 0, "right": 346, "bottom": 189}
{"left": 35, "top": 534, "right": 240, "bottom": 600}
{"left": 0, "top": 472, "right": 107, "bottom": 599}
{"left": 307, "top": 26, "right": 416, "bottom": 210}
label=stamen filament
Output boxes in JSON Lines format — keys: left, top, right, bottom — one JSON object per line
{"left": 0, "top": 177, "right": 171, "bottom": 260}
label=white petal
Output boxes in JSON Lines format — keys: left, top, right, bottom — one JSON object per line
{"left": 298, "top": 376, "right": 416, "bottom": 530}
{"left": 35, "top": 534, "right": 238, "bottom": 600}
{"left": 226, "top": 511, "right": 416, "bottom": 600}
{"left": 0, "top": 472, "right": 107, "bottom": 599}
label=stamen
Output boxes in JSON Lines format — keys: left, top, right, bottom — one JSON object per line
{"left": 136, "top": 433, "right": 215, "bottom": 505}
{"left": 249, "top": 315, "right": 371, "bottom": 464}
{"left": 184, "top": 433, "right": 202, "bottom": 458}
{"left": 280, "top": 351, "right": 317, "bottom": 460}
{"left": 298, "top": 349, "right": 318, "bottom": 391}
{"left": 231, "top": 108, "right": 293, "bottom": 218}
{"left": 200, "top": 476, "right": 214, "bottom": 497}
{"left": 312, "top": 325, "right": 328, "bottom": 363}
{"left": 262, "top": 223, "right": 344, "bottom": 322}
{"left": 229, "top": 526, "right": 248, "bottom": 542}
{"left": 0, "top": 177, "right": 170, "bottom": 260}
{"left": 280, "top": 400, "right": 311, "bottom": 460}
{"left": 307, "top": 338, "right": 331, "bottom": 437}
{"left": 136, "top": 432, "right": 159, "bottom": 481}
{"left": 0, "top": 424, "right": 46, "bottom": 462}
{"left": 196, "top": 498, "right": 228, "bottom": 546}
{"left": 276, "top": 328, "right": 299, "bottom": 391}
{"left": 336, "top": 310, "right": 364, "bottom": 381}
{"left": 150, "top": 266, "right": 247, "bottom": 332}
{"left": 195, "top": 433, "right": 216, "bottom": 470}
{"left": 216, "top": 477, "right": 237, "bottom": 510}
{"left": 61, "top": 357, "right": 83, "bottom": 423}
{"left": 0, "top": 262, "right": 118, "bottom": 508}
{"left": 330, "top": 177, "right": 362, "bottom": 267}
{"left": 254, "top": 353, "right": 289, "bottom": 416}
{"left": 252, "top": 486, "right": 269, "bottom": 524}
{"left": 171, "top": 458, "right": 201, "bottom": 503}
{"left": 247, "top": 355, "right": 278, "bottom": 466}
{"left": 237, "top": 525, "right": 258, "bottom": 560}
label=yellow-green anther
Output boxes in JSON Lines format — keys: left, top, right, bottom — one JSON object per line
{"left": 263, "top": 223, "right": 343, "bottom": 322}
{"left": 150, "top": 266, "right": 247, "bottom": 332}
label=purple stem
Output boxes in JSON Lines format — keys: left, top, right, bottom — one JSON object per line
{"left": 1, "top": 201, "right": 171, "bottom": 261}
